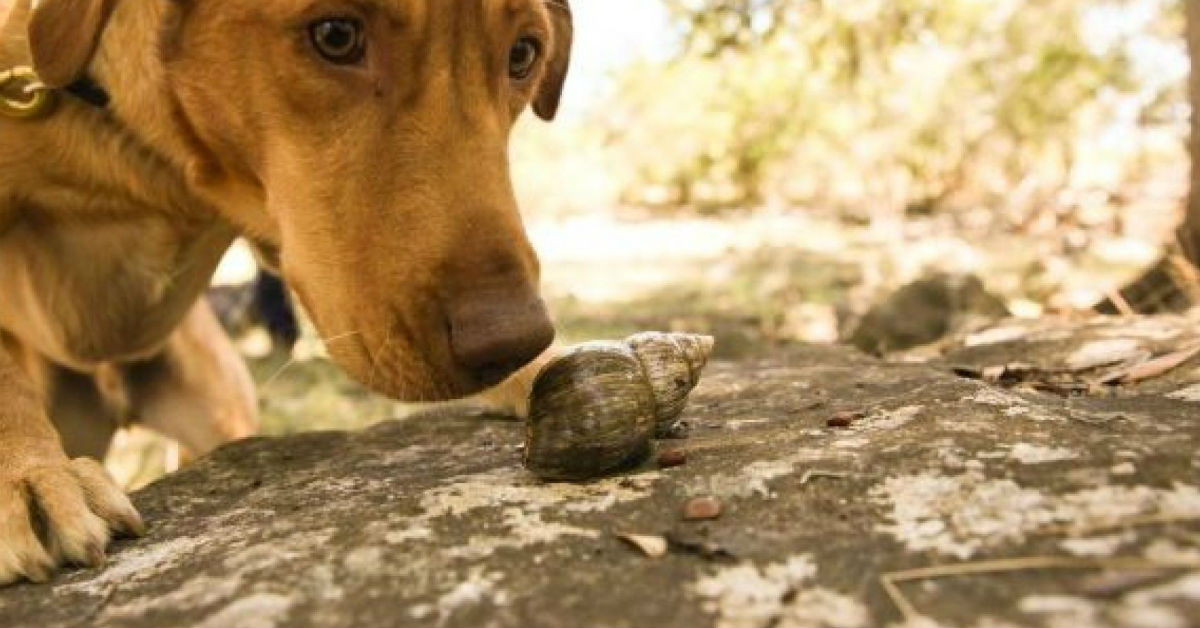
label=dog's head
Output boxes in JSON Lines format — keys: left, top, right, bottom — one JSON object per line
{"left": 28, "top": 0, "right": 571, "bottom": 400}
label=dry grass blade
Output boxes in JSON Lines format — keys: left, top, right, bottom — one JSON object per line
{"left": 799, "top": 469, "right": 854, "bottom": 485}
{"left": 1113, "top": 342, "right": 1200, "bottom": 384}
{"left": 1035, "top": 512, "right": 1200, "bottom": 538}
{"left": 1103, "top": 288, "right": 1137, "bottom": 317}
{"left": 1167, "top": 254, "right": 1200, "bottom": 303}
{"left": 880, "top": 556, "right": 1200, "bottom": 624}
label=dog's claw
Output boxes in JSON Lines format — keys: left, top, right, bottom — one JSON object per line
{"left": 81, "top": 539, "right": 107, "bottom": 568}
{"left": 0, "top": 455, "right": 141, "bottom": 586}
{"left": 121, "top": 511, "right": 147, "bottom": 538}
{"left": 21, "top": 559, "right": 54, "bottom": 584}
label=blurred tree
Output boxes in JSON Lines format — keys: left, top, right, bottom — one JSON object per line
{"left": 1182, "top": 0, "right": 1200, "bottom": 266}
{"left": 600, "top": 0, "right": 1183, "bottom": 216}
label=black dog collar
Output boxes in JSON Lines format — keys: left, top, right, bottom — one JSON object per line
{"left": 64, "top": 75, "right": 110, "bottom": 109}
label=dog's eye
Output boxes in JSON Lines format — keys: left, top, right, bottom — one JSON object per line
{"left": 310, "top": 18, "right": 366, "bottom": 64}
{"left": 509, "top": 37, "right": 541, "bottom": 80}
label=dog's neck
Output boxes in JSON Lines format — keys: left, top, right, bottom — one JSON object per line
{"left": 87, "top": 0, "right": 196, "bottom": 183}
{"left": 84, "top": 0, "right": 271, "bottom": 240}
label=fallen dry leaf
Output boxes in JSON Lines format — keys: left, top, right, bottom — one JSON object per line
{"left": 1100, "top": 343, "right": 1200, "bottom": 385}
{"left": 616, "top": 533, "right": 668, "bottom": 559}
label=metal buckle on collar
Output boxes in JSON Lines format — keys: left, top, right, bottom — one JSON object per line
{"left": 0, "top": 65, "right": 56, "bottom": 119}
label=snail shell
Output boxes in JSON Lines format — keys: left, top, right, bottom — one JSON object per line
{"left": 627, "top": 332, "right": 714, "bottom": 437}
{"left": 523, "top": 332, "right": 715, "bottom": 481}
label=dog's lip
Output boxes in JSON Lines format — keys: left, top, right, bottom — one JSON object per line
{"left": 345, "top": 337, "right": 482, "bottom": 402}
{"left": 307, "top": 304, "right": 494, "bottom": 402}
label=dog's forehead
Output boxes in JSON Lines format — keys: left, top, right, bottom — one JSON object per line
{"left": 308, "top": 0, "right": 548, "bottom": 22}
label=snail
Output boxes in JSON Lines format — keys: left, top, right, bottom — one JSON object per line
{"left": 523, "top": 332, "right": 714, "bottom": 481}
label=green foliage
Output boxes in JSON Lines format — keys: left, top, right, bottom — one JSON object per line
{"left": 598, "top": 0, "right": 1184, "bottom": 214}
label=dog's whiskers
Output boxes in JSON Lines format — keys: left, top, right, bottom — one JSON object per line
{"left": 260, "top": 329, "right": 362, "bottom": 393}
{"left": 366, "top": 329, "right": 394, "bottom": 393}
{"left": 322, "top": 330, "right": 365, "bottom": 345}
{"left": 260, "top": 356, "right": 299, "bottom": 393}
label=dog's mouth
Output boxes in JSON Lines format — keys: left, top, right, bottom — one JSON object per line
{"left": 314, "top": 320, "right": 475, "bottom": 403}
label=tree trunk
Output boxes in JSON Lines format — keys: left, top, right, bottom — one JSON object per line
{"left": 1180, "top": 0, "right": 1200, "bottom": 266}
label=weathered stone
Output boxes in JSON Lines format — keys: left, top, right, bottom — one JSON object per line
{"left": 2, "top": 313, "right": 1200, "bottom": 628}
{"left": 848, "top": 273, "right": 1010, "bottom": 356}
{"left": 657, "top": 449, "right": 688, "bottom": 469}
{"left": 682, "top": 496, "right": 723, "bottom": 521}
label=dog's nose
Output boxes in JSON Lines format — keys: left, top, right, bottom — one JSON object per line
{"left": 447, "top": 290, "right": 555, "bottom": 388}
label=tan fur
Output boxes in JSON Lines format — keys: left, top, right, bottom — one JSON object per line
{"left": 0, "top": 0, "right": 571, "bottom": 585}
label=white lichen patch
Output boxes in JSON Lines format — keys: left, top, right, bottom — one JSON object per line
{"left": 194, "top": 593, "right": 297, "bottom": 628}
{"left": 692, "top": 556, "right": 817, "bottom": 628}
{"left": 433, "top": 569, "right": 509, "bottom": 623}
{"left": 1058, "top": 532, "right": 1135, "bottom": 557}
{"left": 1108, "top": 605, "right": 1188, "bottom": 628}
{"left": 1125, "top": 572, "right": 1200, "bottom": 605}
{"left": 382, "top": 526, "right": 433, "bottom": 544}
{"left": 1018, "top": 595, "right": 1101, "bottom": 627}
{"left": 778, "top": 588, "right": 871, "bottom": 628}
{"left": 965, "top": 387, "right": 1065, "bottom": 423}
{"left": 445, "top": 508, "right": 599, "bottom": 560}
{"left": 1021, "top": 577, "right": 1200, "bottom": 628}
{"left": 872, "top": 473, "right": 1200, "bottom": 559}
{"left": 342, "top": 546, "right": 385, "bottom": 575}
{"left": 685, "top": 448, "right": 836, "bottom": 499}
{"left": 832, "top": 437, "right": 870, "bottom": 450}
{"left": 420, "top": 468, "right": 661, "bottom": 518}
{"left": 1096, "top": 572, "right": 1200, "bottom": 628}
{"left": 222, "top": 527, "right": 337, "bottom": 574}
{"left": 1111, "top": 462, "right": 1137, "bottom": 476}
{"left": 98, "top": 575, "right": 244, "bottom": 623}
{"left": 76, "top": 519, "right": 348, "bottom": 625}
{"left": 872, "top": 472, "right": 1052, "bottom": 558}
{"left": 857, "top": 405, "right": 923, "bottom": 432}
{"left": 1008, "top": 443, "right": 1079, "bottom": 465}
{"left": 59, "top": 535, "right": 209, "bottom": 597}
{"left": 1166, "top": 384, "right": 1200, "bottom": 402}
{"left": 727, "top": 418, "right": 771, "bottom": 430}
{"left": 367, "top": 468, "right": 660, "bottom": 561}
{"left": 1143, "top": 539, "right": 1200, "bottom": 563}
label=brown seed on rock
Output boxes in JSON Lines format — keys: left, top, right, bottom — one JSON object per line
{"left": 658, "top": 449, "right": 688, "bottom": 468}
{"left": 683, "top": 496, "right": 722, "bottom": 521}
{"left": 827, "top": 410, "right": 864, "bottom": 428}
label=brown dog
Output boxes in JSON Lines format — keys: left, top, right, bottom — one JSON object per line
{"left": 0, "top": 0, "right": 569, "bottom": 585}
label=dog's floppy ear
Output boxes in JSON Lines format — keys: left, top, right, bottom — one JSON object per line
{"left": 534, "top": 0, "right": 572, "bottom": 121}
{"left": 28, "top": 0, "right": 117, "bottom": 87}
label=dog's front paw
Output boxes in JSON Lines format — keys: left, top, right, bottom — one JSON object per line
{"left": 0, "top": 454, "right": 145, "bottom": 586}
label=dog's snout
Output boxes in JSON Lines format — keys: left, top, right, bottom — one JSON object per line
{"left": 447, "top": 290, "right": 555, "bottom": 388}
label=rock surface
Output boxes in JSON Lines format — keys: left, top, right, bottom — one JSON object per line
{"left": 3, "top": 314, "right": 1200, "bottom": 628}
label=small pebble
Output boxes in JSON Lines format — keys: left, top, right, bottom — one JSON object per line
{"left": 658, "top": 449, "right": 688, "bottom": 468}
{"left": 827, "top": 410, "right": 864, "bottom": 428}
{"left": 660, "top": 420, "right": 692, "bottom": 440}
{"left": 683, "top": 496, "right": 722, "bottom": 521}
{"left": 1110, "top": 462, "right": 1136, "bottom": 476}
